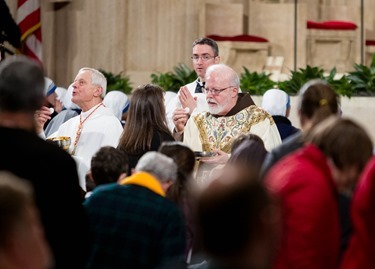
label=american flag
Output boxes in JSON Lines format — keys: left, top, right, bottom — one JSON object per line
{"left": 16, "top": 0, "right": 42, "bottom": 65}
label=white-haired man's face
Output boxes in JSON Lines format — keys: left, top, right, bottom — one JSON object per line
{"left": 205, "top": 73, "right": 238, "bottom": 116}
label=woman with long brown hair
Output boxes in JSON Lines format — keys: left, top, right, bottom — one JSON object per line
{"left": 117, "top": 84, "right": 174, "bottom": 174}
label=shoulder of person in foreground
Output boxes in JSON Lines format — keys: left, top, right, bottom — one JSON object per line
{"left": 260, "top": 132, "right": 304, "bottom": 179}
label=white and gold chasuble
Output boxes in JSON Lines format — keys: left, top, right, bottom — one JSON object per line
{"left": 184, "top": 105, "right": 281, "bottom": 153}
{"left": 183, "top": 105, "right": 282, "bottom": 187}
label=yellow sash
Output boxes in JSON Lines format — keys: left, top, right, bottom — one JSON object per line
{"left": 120, "top": 172, "right": 165, "bottom": 197}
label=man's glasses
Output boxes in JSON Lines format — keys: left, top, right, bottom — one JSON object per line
{"left": 191, "top": 54, "right": 216, "bottom": 62}
{"left": 205, "top": 86, "right": 233, "bottom": 96}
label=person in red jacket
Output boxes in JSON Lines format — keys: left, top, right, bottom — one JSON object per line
{"left": 340, "top": 156, "right": 375, "bottom": 269}
{"left": 265, "top": 116, "right": 373, "bottom": 269}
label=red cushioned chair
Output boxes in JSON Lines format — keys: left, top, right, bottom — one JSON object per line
{"left": 307, "top": 20, "right": 357, "bottom": 31}
{"left": 365, "top": 40, "right": 375, "bottom": 66}
{"left": 199, "top": 2, "right": 270, "bottom": 73}
{"left": 207, "top": 34, "right": 269, "bottom": 43}
{"left": 306, "top": 20, "right": 358, "bottom": 72}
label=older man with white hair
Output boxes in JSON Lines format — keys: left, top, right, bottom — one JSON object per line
{"left": 177, "top": 64, "right": 281, "bottom": 186}
{"left": 84, "top": 151, "right": 187, "bottom": 269}
{"left": 36, "top": 67, "right": 123, "bottom": 191}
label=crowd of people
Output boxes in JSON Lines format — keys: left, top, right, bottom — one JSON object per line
{"left": 0, "top": 36, "right": 374, "bottom": 269}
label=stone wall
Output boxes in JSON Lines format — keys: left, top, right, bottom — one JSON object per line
{"left": 5, "top": 0, "right": 375, "bottom": 88}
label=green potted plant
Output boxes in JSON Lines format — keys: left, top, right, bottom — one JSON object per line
{"left": 277, "top": 65, "right": 325, "bottom": 95}
{"left": 240, "top": 67, "right": 276, "bottom": 95}
{"left": 99, "top": 69, "right": 133, "bottom": 94}
{"left": 277, "top": 65, "right": 354, "bottom": 98}
{"left": 150, "top": 63, "right": 196, "bottom": 92}
{"left": 347, "top": 54, "right": 375, "bottom": 96}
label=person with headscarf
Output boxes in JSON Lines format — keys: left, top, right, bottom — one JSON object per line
{"left": 261, "top": 88, "right": 300, "bottom": 141}
{"left": 54, "top": 86, "right": 67, "bottom": 114}
{"left": 103, "top": 90, "right": 129, "bottom": 126}
{"left": 42, "top": 77, "right": 58, "bottom": 129}
{"left": 44, "top": 84, "right": 81, "bottom": 137}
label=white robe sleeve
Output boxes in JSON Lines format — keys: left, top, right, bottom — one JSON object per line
{"left": 183, "top": 117, "right": 203, "bottom": 152}
{"left": 249, "top": 118, "right": 282, "bottom": 151}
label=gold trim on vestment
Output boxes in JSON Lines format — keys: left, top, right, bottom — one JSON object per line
{"left": 193, "top": 105, "right": 274, "bottom": 153}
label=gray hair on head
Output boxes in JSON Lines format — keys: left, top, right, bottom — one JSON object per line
{"left": 78, "top": 67, "right": 107, "bottom": 98}
{"left": 135, "top": 151, "right": 177, "bottom": 183}
{"left": 0, "top": 55, "right": 45, "bottom": 112}
{"left": 205, "top": 64, "right": 240, "bottom": 88}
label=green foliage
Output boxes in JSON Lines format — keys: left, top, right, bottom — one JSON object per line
{"left": 277, "top": 65, "right": 357, "bottom": 98}
{"left": 240, "top": 67, "right": 275, "bottom": 95}
{"left": 148, "top": 59, "right": 375, "bottom": 97}
{"left": 324, "top": 67, "right": 353, "bottom": 98}
{"left": 150, "top": 63, "right": 196, "bottom": 92}
{"left": 277, "top": 65, "right": 325, "bottom": 95}
{"left": 347, "top": 54, "right": 375, "bottom": 96}
{"left": 99, "top": 69, "right": 133, "bottom": 94}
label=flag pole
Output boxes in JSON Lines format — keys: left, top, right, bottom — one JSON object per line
{"left": 294, "top": 0, "right": 297, "bottom": 71}
{"left": 360, "top": 0, "right": 364, "bottom": 65}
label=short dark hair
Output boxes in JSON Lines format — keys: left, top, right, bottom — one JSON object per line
{"left": 90, "top": 146, "right": 129, "bottom": 186}
{"left": 192, "top": 37, "right": 219, "bottom": 57}
{"left": 0, "top": 55, "right": 45, "bottom": 112}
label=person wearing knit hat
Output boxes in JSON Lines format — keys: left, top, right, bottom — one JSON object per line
{"left": 54, "top": 86, "right": 67, "bottom": 114}
{"left": 261, "top": 89, "right": 300, "bottom": 141}
{"left": 44, "top": 77, "right": 56, "bottom": 96}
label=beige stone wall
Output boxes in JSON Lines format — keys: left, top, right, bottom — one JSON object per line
{"left": 5, "top": 0, "right": 375, "bottom": 86}
{"left": 248, "top": 2, "right": 307, "bottom": 73}
{"left": 4, "top": 0, "right": 375, "bottom": 145}
{"left": 6, "top": 0, "right": 202, "bottom": 87}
